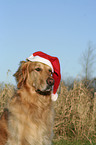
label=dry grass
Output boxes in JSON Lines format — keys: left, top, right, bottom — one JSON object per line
{"left": 0, "top": 83, "right": 15, "bottom": 116}
{"left": 0, "top": 81, "right": 96, "bottom": 143}
{"left": 54, "top": 81, "right": 96, "bottom": 143}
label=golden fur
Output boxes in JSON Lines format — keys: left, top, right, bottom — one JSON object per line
{"left": 0, "top": 61, "right": 55, "bottom": 145}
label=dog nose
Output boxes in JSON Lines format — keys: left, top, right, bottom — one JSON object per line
{"left": 47, "top": 77, "right": 54, "bottom": 86}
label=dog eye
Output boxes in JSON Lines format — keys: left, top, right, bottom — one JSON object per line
{"left": 49, "top": 69, "right": 52, "bottom": 75}
{"left": 35, "top": 68, "right": 41, "bottom": 71}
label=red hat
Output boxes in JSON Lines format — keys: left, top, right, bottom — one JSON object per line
{"left": 27, "top": 51, "right": 61, "bottom": 101}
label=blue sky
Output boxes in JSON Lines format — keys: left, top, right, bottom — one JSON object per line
{"left": 0, "top": 0, "right": 96, "bottom": 85}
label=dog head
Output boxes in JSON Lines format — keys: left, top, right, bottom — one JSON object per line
{"left": 14, "top": 61, "right": 54, "bottom": 95}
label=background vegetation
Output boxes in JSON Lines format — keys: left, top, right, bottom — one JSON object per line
{"left": 0, "top": 80, "right": 96, "bottom": 145}
{"left": 53, "top": 80, "right": 96, "bottom": 145}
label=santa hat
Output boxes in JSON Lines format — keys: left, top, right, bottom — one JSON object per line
{"left": 27, "top": 51, "right": 61, "bottom": 101}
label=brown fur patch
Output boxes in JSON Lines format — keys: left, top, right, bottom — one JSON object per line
{"left": 0, "top": 109, "right": 9, "bottom": 145}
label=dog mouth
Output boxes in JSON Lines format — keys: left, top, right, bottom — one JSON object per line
{"left": 36, "top": 85, "right": 52, "bottom": 95}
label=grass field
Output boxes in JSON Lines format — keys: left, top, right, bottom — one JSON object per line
{"left": 53, "top": 139, "right": 96, "bottom": 145}
{"left": 0, "top": 81, "right": 96, "bottom": 144}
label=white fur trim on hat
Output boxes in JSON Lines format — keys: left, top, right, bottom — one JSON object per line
{"left": 51, "top": 93, "right": 58, "bottom": 101}
{"left": 27, "top": 55, "right": 54, "bottom": 72}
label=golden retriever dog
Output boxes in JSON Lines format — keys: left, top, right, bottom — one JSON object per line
{"left": 0, "top": 60, "right": 55, "bottom": 145}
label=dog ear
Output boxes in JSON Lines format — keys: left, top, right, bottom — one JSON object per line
{"left": 13, "top": 61, "right": 29, "bottom": 88}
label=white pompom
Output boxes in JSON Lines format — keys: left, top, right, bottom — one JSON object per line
{"left": 51, "top": 93, "right": 58, "bottom": 101}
